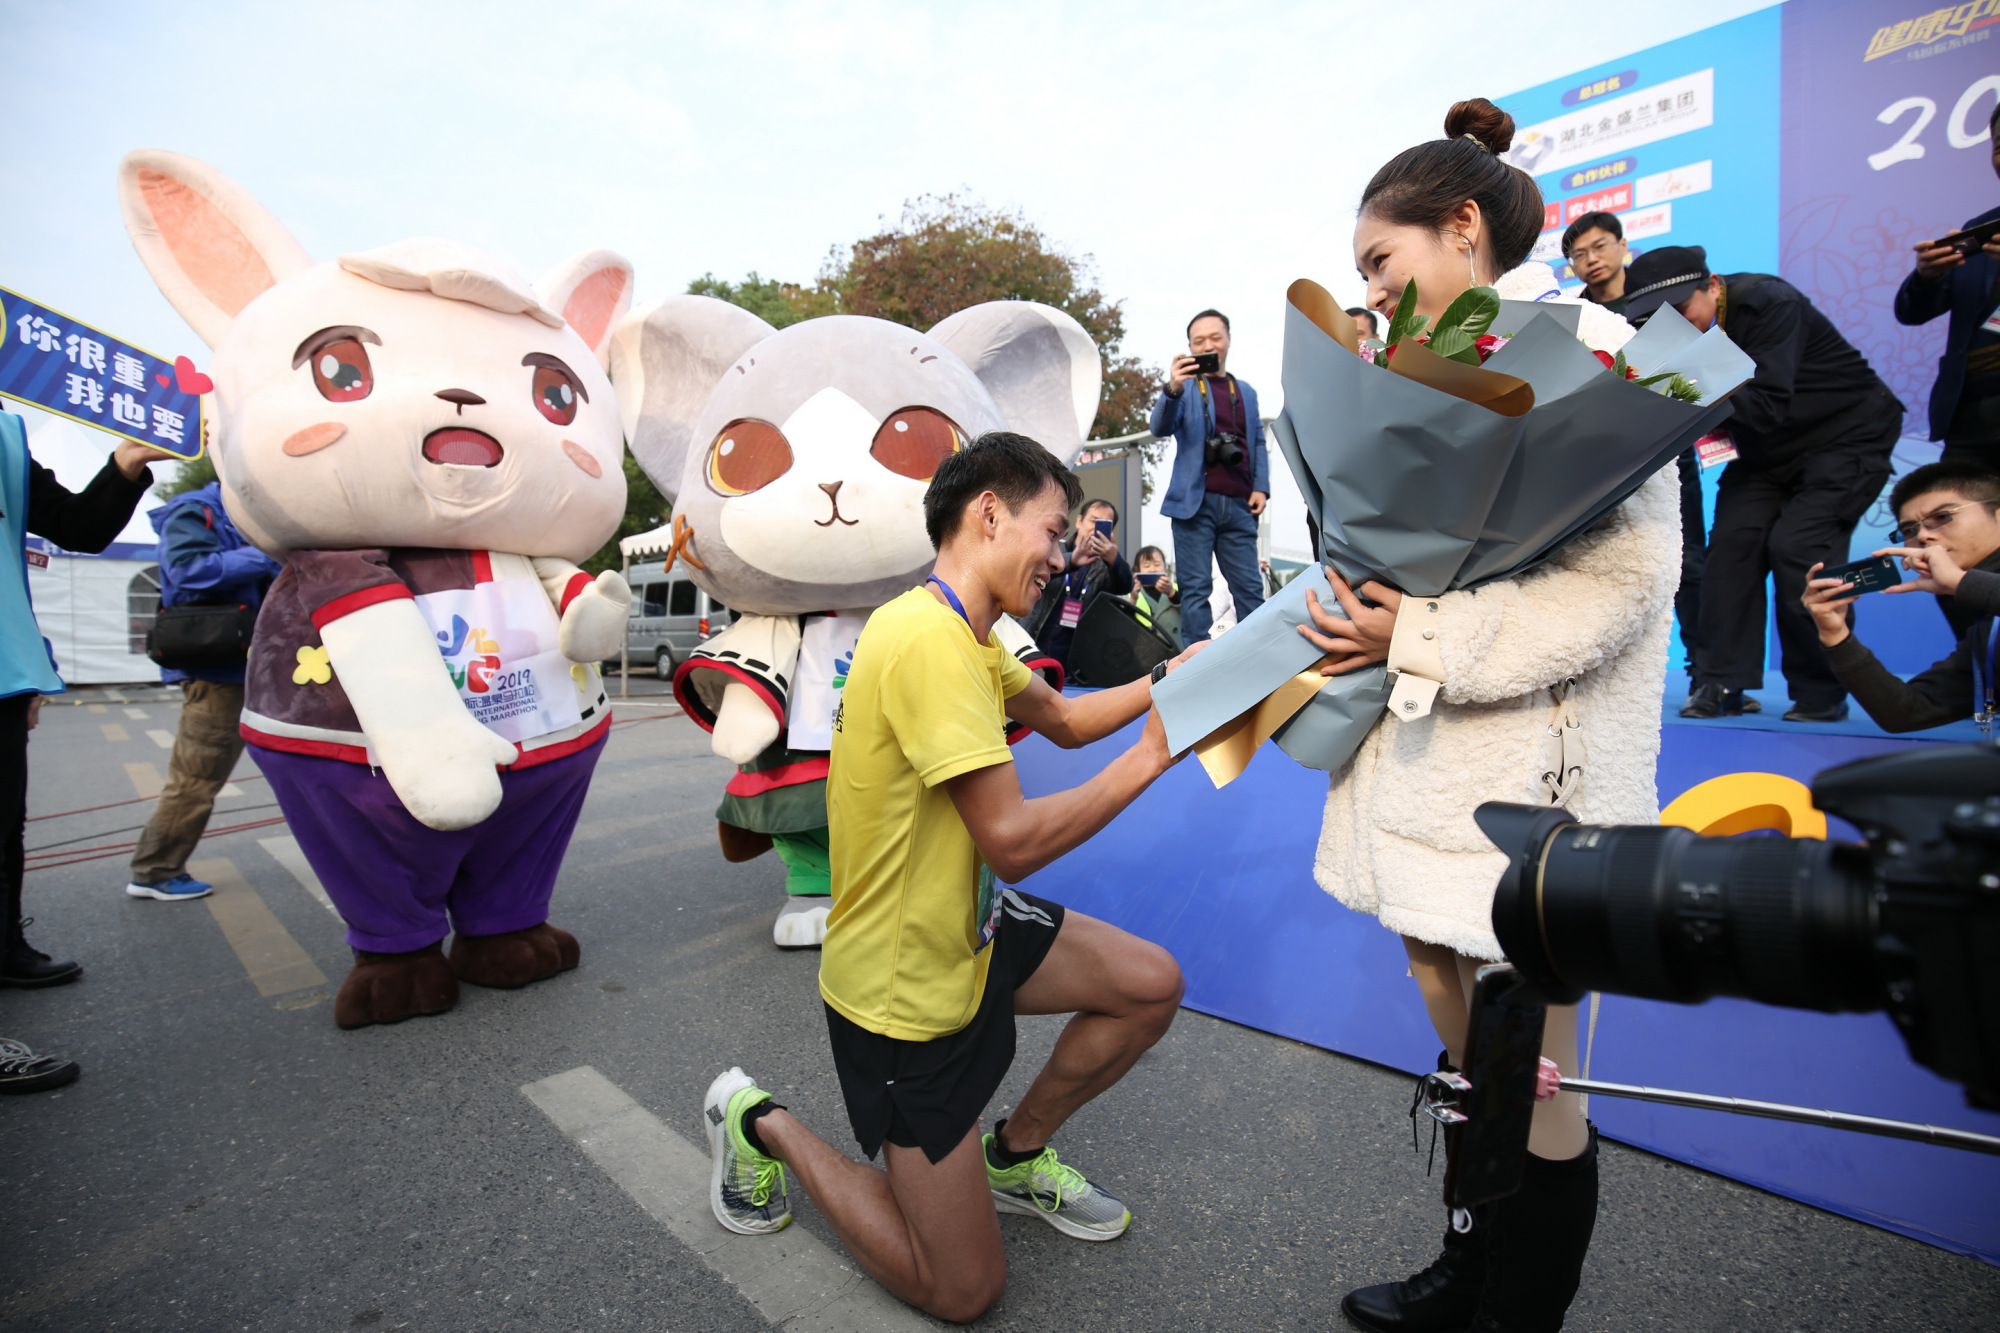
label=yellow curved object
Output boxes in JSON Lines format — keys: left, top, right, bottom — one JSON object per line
{"left": 1660, "top": 771, "right": 1827, "bottom": 840}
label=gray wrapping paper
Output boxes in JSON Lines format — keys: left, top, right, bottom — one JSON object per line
{"left": 1154, "top": 284, "right": 1755, "bottom": 777}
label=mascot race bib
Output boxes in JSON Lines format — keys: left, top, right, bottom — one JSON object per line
{"left": 414, "top": 579, "right": 582, "bottom": 745}
{"left": 789, "top": 612, "right": 869, "bottom": 751}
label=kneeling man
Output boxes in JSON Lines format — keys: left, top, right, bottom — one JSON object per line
{"left": 704, "top": 432, "right": 1194, "bottom": 1322}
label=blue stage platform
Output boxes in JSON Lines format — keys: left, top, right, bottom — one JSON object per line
{"left": 1012, "top": 696, "right": 2000, "bottom": 1265}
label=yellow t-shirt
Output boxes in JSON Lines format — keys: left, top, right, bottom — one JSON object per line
{"left": 821, "top": 587, "right": 1032, "bottom": 1041}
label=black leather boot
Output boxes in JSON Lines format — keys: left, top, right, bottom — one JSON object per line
{"left": 1342, "top": 1054, "right": 1490, "bottom": 1333}
{"left": 0, "top": 916, "right": 82, "bottom": 989}
{"left": 1469, "top": 1127, "right": 1599, "bottom": 1332}
{"left": 1341, "top": 1203, "right": 1489, "bottom": 1331}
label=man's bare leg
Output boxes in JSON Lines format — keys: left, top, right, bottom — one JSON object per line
{"left": 755, "top": 1114, "right": 1005, "bottom": 1323}
{"left": 997, "top": 910, "right": 1183, "bottom": 1153}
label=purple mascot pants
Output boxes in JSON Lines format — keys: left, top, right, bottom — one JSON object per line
{"left": 253, "top": 737, "right": 604, "bottom": 954}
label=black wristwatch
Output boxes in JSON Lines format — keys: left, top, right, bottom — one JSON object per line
{"left": 1150, "top": 660, "right": 1170, "bottom": 684}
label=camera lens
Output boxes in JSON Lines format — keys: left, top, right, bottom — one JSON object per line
{"left": 1483, "top": 806, "right": 1882, "bottom": 1013}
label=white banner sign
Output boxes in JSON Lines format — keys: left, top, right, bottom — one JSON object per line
{"left": 1504, "top": 70, "right": 1715, "bottom": 179}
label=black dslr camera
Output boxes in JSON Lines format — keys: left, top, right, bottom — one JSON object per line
{"left": 1204, "top": 432, "right": 1246, "bottom": 469}
{"left": 1425, "top": 742, "right": 2000, "bottom": 1208}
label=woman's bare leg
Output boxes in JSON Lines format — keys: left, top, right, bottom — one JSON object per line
{"left": 1403, "top": 935, "right": 1471, "bottom": 1064}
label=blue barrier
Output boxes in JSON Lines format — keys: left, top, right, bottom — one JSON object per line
{"left": 1013, "top": 710, "right": 2000, "bottom": 1265}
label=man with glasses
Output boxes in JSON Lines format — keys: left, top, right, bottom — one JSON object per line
{"left": 1562, "top": 210, "right": 1628, "bottom": 312}
{"left": 1800, "top": 461, "right": 2000, "bottom": 731}
{"left": 1623, "top": 245, "right": 1903, "bottom": 723}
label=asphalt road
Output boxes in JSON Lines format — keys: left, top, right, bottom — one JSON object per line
{"left": 3, "top": 682, "right": 1997, "bottom": 1332}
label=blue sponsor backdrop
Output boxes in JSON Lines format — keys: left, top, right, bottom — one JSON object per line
{"left": 1502, "top": 2, "right": 1998, "bottom": 684}
{"left": 0, "top": 287, "right": 205, "bottom": 461}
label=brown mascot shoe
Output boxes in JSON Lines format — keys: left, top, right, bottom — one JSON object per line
{"left": 334, "top": 943, "right": 460, "bottom": 1030}
{"left": 448, "top": 923, "right": 580, "bottom": 989}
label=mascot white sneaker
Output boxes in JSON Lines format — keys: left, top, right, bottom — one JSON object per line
{"left": 610, "top": 300, "right": 1100, "bottom": 947}
{"left": 119, "top": 149, "right": 634, "bottom": 1028}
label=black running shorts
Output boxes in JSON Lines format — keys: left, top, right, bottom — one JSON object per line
{"left": 825, "top": 889, "right": 1065, "bottom": 1164}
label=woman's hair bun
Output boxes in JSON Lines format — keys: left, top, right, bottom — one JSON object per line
{"left": 1443, "top": 98, "right": 1515, "bottom": 155}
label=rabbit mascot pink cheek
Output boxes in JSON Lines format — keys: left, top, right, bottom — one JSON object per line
{"left": 119, "top": 151, "right": 635, "bottom": 1029}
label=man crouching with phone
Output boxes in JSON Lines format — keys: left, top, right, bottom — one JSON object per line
{"left": 1802, "top": 461, "right": 2000, "bottom": 730}
{"left": 702, "top": 432, "right": 1199, "bottom": 1323}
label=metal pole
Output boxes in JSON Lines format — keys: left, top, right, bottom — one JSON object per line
{"left": 619, "top": 548, "right": 629, "bottom": 702}
{"left": 1560, "top": 1077, "right": 2000, "bottom": 1157}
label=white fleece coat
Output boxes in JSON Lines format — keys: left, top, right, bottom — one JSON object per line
{"left": 1313, "top": 263, "right": 1681, "bottom": 960}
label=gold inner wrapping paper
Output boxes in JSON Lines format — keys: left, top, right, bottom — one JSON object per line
{"left": 1286, "top": 277, "right": 1535, "bottom": 417}
{"left": 1193, "top": 662, "right": 1335, "bottom": 788}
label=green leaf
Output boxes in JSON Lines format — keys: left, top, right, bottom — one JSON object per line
{"left": 1385, "top": 281, "right": 1422, "bottom": 349}
{"left": 1611, "top": 348, "right": 1629, "bottom": 379}
{"left": 1427, "top": 286, "right": 1500, "bottom": 361}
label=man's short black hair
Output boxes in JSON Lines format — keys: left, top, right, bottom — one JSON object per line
{"left": 924, "top": 431, "right": 1083, "bottom": 549}
{"left": 1344, "top": 306, "right": 1380, "bottom": 334}
{"left": 1077, "top": 497, "right": 1117, "bottom": 525}
{"left": 1889, "top": 461, "right": 2000, "bottom": 518}
{"left": 1187, "top": 308, "right": 1230, "bottom": 338}
{"left": 1561, "top": 210, "right": 1623, "bottom": 256}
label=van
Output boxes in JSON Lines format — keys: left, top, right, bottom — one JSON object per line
{"left": 622, "top": 560, "right": 737, "bottom": 678}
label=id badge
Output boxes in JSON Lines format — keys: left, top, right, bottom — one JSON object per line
{"left": 974, "top": 864, "right": 1001, "bottom": 952}
{"left": 1982, "top": 304, "right": 2000, "bottom": 335}
{"left": 1059, "top": 597, "right": 1083, "bottom": 629}
{"left": 1695, "top": 428, "right": 1739, "bottom": 468}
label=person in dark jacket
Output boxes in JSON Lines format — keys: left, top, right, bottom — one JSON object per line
{"left": 1025, "top": 498, "right": 1133, "bottom": 671}
{"left": 1148, "top": 309, "right": 1269, "bottom": 642}
{"left": 1624, "top": 245, "right": 1903, "bottom": 724}
{"left": 1801, "top": 461, "right": 2000, "bottom": 732}
{"left": 1897, "top": 103, "right": 2000, "bottom": 470}
{"left": 0, "top": 411, "right": 171, "bottom": 1091}
{"left": 124, "top": 481, "right": 281, "bottom": 902}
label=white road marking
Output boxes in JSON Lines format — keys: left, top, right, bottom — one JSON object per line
{"left": 123, "top": 707, "right": 148, "bottom": 719}
{"left": 258, "top": 835, "right": 341, "bottom": 918}
{"left": 124, "top": 762, "right": 164, "bottom": 799}
{"left": 522, "top": 1066, "right": 927, "bottom": 1332}
{"left": 219, "top": 782, "right": 245, "bottom": 798}
{"left": 99, "top": 723, "right": 129, "bottom": 742}
{"left": 147, "top": 729, "right": 175, "bottom": 749}
{"left": 187, "top": 857, "right": 329, "bottom": 997}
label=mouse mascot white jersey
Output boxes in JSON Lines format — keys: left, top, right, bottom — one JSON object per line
{"left": 610, "top": 299, "right": 1100, "bottom": 946}
{"left": 119, "top": 150, "right": 635, "bottom": 1029}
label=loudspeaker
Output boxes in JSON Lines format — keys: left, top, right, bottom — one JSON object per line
{"left": 1068, "top": 596, "right": 1176, "bottom": 687}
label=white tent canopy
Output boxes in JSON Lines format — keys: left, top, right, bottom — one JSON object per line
{"left": 25, "top": 417, "right": 164, "bottom": 685}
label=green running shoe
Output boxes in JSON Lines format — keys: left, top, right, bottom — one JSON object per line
{"left": 703, "top": 1067, "right": 792, "bottom": 1235}
{"left": 984, "top": 1134, "right": 1131, "bottom": 1241}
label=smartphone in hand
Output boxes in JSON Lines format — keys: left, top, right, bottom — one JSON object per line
{"left": 1938, "top": 217, "right": 2000, "bottom": 258}
{"left": 1821, "top": 554, "right": 1901, "bottom": 595}
{"left": 1191, "top": 352, "right": 1221, "bottom": 375}
{"left": 1094, "top": 518, "right": 1115, "bottom": 539}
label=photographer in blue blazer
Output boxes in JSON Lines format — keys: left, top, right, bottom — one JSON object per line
{"left": 1147, "top": 309, "right": 1269, "bottom": 642}
{"left": 1898, "top": 103, "right": 2000, "bottom": 471}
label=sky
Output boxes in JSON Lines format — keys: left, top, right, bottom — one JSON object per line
{"left": 1, "top": 0, "right": 1778, "bottom": 559}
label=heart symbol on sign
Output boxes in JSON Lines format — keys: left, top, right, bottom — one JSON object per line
{"left": 173, "top": 355, "right": 215, "bottom": 396}
{"left": 155, "top": 374, "right": 170, "bottom": 387}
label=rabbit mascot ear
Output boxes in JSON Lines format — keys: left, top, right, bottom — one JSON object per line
{"left": 119, "top": 149, "right": 314, "bottom": 348}
{"left": 927, "top": 301, "right": 1102, "bottom": 464}
{"left": 608, "top": 296, "right": 774, "bottom": 508}
{"left": 538, "top": 250, "right": 635, "bottom": 370}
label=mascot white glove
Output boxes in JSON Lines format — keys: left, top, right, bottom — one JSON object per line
{"left": 319, "top": 599, "right": 518, "bottom": 831}
{"left": 712, "top": 681, "right": 782, "bottom": 764}
{"left": 556, "top": 568, "right": 632, "bottom": 663}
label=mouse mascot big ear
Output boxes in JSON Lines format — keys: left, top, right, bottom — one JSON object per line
{"left": 610, "top": 297, "right": 1101, "bottom": 948}
{"left": 120, "top": 148, "right": 635, "bottom": 1028}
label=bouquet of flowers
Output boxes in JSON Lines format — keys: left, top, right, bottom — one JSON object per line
{"left": 1154, "top": 278, "right": 1755, "bottom": 787}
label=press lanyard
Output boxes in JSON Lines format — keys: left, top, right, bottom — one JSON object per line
{"left": 1197, "top": 373, "right": 1239, "bottom": 437}
{"left": 1975, "top": 617, "right": 2000, "bottom": 733}
{"left": 927, "top": 575, "right": 971, "bottom": 629}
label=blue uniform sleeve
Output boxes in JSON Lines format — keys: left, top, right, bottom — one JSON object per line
{"left": 162, "top": 504, "right": 280, "bottom": 603}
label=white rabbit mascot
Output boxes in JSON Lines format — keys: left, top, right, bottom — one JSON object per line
{"left": 610, "top": 300, "right": 1100, "bottom": 947}
{"left": 119, "top": 150, "right": 635, "bottom": 1028}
